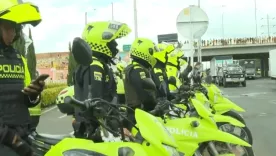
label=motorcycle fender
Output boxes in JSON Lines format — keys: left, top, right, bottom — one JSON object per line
{"left": 203, "top": 128, "right": 251, "bottom": 147}
{"left": 45, "top": 138, "right": 149, "bottom": 156}
{"left": 213, "top": 114, "right": 245, "bottom": 127}
{"left": 213, "top": 102, "right": 245, "bottom": 113}
{"left": 176, "top": 141, "right": 198, "bottom": 155}
{"left": 164, "top": 118, "right": 250, "bottom": 148}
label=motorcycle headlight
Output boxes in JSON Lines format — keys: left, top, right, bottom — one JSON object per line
{"left": 163, "top": 144, "right": 180, "bottom": 156}
{"left": 63, "top": 149, "right": 106, "bottom": 156}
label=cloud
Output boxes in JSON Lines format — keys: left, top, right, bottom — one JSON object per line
{"left": 21, "top": 0, "right": 276, "bottom": 53}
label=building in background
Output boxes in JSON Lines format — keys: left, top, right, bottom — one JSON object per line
{"left": 36, "top": 52, "right": 69, "bottom": 82}
{"left": 117, "top": 51, "right": 131, "bottom": 63}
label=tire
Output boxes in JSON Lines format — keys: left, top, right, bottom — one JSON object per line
{"left": 222, "top": 110, "right": 246, "bottom": 124}
{"left": 217, "top": 123, "right": 253, "bottom": 145}
{"left": 199, "top": 141, "right": 255, "bottom": 156}
{"left": 242, "top": 81, "right": 246, "bottom": 87}
{"left": 223, "top": 78, "right": 227, "bottom": 88}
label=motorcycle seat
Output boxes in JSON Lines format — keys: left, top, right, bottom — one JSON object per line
{"left": 34, "top": 133, "right": 73, "bottom": 145}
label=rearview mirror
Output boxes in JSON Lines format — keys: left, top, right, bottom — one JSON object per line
{"left": 141, "top": 78, "right": 156, "bottom": 91}
{"left": 168, "top": 76, "right": 177, "bottom": 87}
{"left": 72, "top": 37, "right": 93, "bottom": 66}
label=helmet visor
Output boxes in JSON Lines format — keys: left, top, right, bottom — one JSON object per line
{"left": 0, "top": 2, "right": 41, "bottom": 27}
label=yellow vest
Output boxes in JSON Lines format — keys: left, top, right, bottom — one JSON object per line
{"left": 22, "top": 57, "right": 42, "bottom": 116}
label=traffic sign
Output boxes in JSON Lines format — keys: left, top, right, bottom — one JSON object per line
{"left": 123, "top": 44, "right": 131, "bottom": 52}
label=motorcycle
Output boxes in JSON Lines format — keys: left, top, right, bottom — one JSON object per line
{"left": 201, "top": 83, "right": 246, "bottom": 124}
{"left": 44, "top": 96, "right": 180, "bottom": 156}
{"left": 134, "top": 78, "right": 254, "bottom": 156}
{"left": 30, "top": 37, "right": 180, "bottom": 156}
{"left": 192, "top": 83, "right": 253, "bottom": 145}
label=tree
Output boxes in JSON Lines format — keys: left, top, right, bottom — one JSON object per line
{"left": 26, "top": 28, "right": 37, "bottom": 80}
{"left": 67, "top": 42, "right": 77, "bottom": 86}
{"left": 13, "top": 31, "right": 26, "bottom": 56}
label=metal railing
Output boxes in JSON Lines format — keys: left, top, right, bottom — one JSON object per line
{"left": 182, "top": 36, "right": 276, "bottom": 47}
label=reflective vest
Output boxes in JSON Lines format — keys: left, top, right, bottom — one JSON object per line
{"left": 24, "top": 57, "right": 41, "bottom": 116}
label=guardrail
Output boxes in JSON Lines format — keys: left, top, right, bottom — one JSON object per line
{"left": 182, "top": 36, "right": 276, "bottom": 47}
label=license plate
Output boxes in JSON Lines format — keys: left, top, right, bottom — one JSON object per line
{"left": 232, "top": 78, "right": 239, "bottom": 82}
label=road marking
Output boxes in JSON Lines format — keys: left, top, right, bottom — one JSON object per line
{"left": 58, "top": 114, "right": 67, "bottom": 119}
{"left": 42, "top": 106, "right": 57, "bottom": 114}
{"left": 259, "top": 112, "right": 267, "bottom": 116}
{"left": 241, "top": 92, "right": 268, "bottom": 97}
{"left": 269, "top": 100, "right": 276, "bottom": 104}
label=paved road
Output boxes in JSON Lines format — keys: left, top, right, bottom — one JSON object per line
{"left": 219, "top": 78, "right": 276, "bottom": 156}
{"left": 37, "top": 78, "right": 276, "bottom": 156}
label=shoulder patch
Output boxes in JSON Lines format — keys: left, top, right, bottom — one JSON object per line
{"left": 94, "top": 71, "right": 102, "bottom": 81}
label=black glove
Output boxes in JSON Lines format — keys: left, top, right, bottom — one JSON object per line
{"left": 0, "top": 126, "right": 33, "bottom": 156}
{"left": 151, "top": 98, "right": 171, "bottom": 116}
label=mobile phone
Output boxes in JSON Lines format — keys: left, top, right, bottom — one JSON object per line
{"left": 33, "top": 74, "right": 49, "bottom": 84}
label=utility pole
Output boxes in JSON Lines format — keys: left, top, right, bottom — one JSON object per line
{"left": 261, "top": 14, "right": 275, "bottom": 37}
{"left": 254, "top": 0, "right": 258, "bottom": 38}
{"left": 221, "top": 5, "right": 226, "bottom": 40}
{"left": 197, "top": 0, "right": 201, "bottom": 62}
{"left": 111, "top": 2, "right": 114, "bottom": 20}
{"left": 85, "top": 12, "right": 87, "bottom": 25}
{"left": 133, "top": 0, "right": 138, "bottom": 38}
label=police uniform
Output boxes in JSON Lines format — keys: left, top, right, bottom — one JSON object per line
{"left": 150, "top": 64, "right": 172, "bottom": 101}
{"left": 73, "top": 57, "right": 116, "bottom": 139}
{"left": 0, "top": 44, "right": 39, "bottom": 125}
{"left": 123, "top": 62, "right": 156, "bottom": 129}
{"left": 0, "top": 44, "right": 40, "bottom": 155}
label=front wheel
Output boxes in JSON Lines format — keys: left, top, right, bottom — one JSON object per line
{"left": 223, "top": 78, "right": 227, "bottom": 88}
{"left": 217, "top": 123, "right": 253, "bottom": 145}
{"left": 199, "top": 141, "right": 255, "bottom": 156}
{"left": 241, "top": 81, "right": 246, "bottom": 87}
{"left": 222, "top": 111, "right": 246, "bottom": 125}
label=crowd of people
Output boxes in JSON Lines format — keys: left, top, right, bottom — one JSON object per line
{"left": 181, "top": 36, "right": 276, "bottom": 47}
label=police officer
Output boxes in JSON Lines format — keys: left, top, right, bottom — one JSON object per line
{"left": 151, "top": 43, "right": 175, "bottom": 101}
{"left": 115, "top": 62, "right": 126, "bottom": 104}
{"left": 0, "top": 1, "right": 44, "bottom": 155}
{"left": 73, "top": 21, "right": 131, "bottom": 139}
{"left": 124, "top": 38, "right": 167, "bottom": 129}
{"left": 116, "top": 62, "right": 125, "bottom": 79}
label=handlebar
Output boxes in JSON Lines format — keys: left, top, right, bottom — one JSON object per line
{"left": 64, "top": 96, "right": 98, "bottom": 110}
{"left": 64, "top": 96, "right": 138, "bottom": 139}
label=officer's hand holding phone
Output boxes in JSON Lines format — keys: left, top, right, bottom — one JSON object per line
{"left": 22, "top": 74, "right": 49, "bottom": 96}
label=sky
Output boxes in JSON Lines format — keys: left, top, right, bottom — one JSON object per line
{"left": 21, "top": 0, "right": 276, "bottom": 53}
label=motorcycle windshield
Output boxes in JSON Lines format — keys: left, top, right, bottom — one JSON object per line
{"left": 135, "top": 109, "right": 178, "bottom": 148}
{"left": 190, "top": 98, "right": 211, "bottom": 118}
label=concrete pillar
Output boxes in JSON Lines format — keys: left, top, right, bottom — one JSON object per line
{"left": 261, "top": 57, "right": 269, "bottom": 77}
